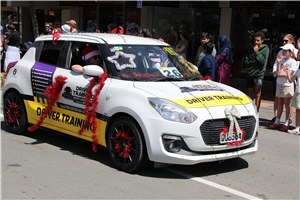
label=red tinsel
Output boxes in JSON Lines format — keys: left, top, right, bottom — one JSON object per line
{"left": 181, "top": 72, "right": 191, "bottom": 77}
{"left": 28, "top": 75, "right": 68, "bottom": 132}
{"left": 114, "top": 130, "right": 133, "bottom": 158}
{"left": 52, "top": 29, "right": 61, "bottom": 45}
{"left": 200, "top": 76, "right": 212, "bottom": 81}
{"left": 7, "top": 102, "right": 20, "bottom": 123}
{"left": 219, "top": 126, "right": 246, "bottom": 146}
{"left": 111, "top": 26, "right": 124, "bottom": 34}
{"left": 78, "top": 72, "right": 108, "bottom": 152}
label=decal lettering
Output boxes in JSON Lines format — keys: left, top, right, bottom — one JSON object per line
{"left": 36, "top": 107, "right": 92, "bottom": 130}
{"left": 172, "top": 94, "right": 250, "bottom": 108}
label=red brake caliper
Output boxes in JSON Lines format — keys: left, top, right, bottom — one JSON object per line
{"left": 7, "top": 102, "right": 20, "bottom": 123}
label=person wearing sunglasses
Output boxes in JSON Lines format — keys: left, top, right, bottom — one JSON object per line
{"left": 270, "top": 34, "right": 299, "bottom": 125}
{"left": 71, "top": 45, "right": 102, "bottom": 74}
{"left": 40, "top": 22, "right": 52, "bottom": 36}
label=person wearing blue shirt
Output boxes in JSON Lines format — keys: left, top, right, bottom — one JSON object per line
{"left": 198, "top": 43, "right": 218, "bottom": 81}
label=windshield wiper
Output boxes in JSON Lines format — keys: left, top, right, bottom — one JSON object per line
{"left": 154, "top": 77, "right": 185, "bottom": 82}
{"left": 188, "top": 75, "right": 201, "bottom": 81}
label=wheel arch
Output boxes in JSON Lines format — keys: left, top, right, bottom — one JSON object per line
{"left": 105, "top": 112, "right": 149, "bottom": 158}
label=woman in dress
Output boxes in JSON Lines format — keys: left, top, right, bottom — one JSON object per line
{"left": 215, "top": 35, "right": 233, "bottom": 86}
{"left": 4, "top": 24, "right": 20, "bottom": 72}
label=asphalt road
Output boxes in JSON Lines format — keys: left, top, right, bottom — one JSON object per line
{"left": 1, "top": 93, "right": 299, "bottom": 199}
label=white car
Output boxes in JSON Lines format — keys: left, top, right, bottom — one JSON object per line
{"left": 2, "top": 33, "right": 258, "bottom": 172}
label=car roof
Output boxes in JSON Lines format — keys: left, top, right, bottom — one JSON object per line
{"left": 35, "top": 33, "right": 169, "bottom": 46}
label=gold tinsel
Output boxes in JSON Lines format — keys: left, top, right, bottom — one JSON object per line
{"left": 178, "top": 56, "right": 199, "bottom": 75}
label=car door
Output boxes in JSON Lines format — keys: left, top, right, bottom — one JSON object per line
{"left": 29, "top": 40, "right": 110, "bottom": 144}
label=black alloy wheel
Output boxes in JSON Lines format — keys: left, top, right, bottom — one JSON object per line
{"left": 107, "top": 116, "right": 149, "bottom": 172}
{"left": 3, "top": 91, "right": 28, "bottom": 134}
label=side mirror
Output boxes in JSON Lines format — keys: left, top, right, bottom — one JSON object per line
{"left": 83, "top": 65, "right": 104, "bottom": 77}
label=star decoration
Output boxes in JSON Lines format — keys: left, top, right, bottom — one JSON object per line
{"left": 107, "top": 51, "right": 136, "bottom": 70}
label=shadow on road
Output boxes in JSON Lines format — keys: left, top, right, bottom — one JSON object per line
{"left": 2, "top": 121, "right": 250, "bottom": 178}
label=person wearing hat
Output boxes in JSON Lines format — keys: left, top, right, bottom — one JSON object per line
{"left": 270, "top": 34, "right": 298, "bottom": 125}
{"left": 4, "top": 24, "right": 20, "bottom": 72}
{"left": 71, "top": 45, "right": 102, "bottom": 73}
{"left": 245, "top": 31, "right": 269, "bottom": 112}
{"left": 66, "top": 19, "right": 78, "bottom": 33}
{"left": 175, "top": 30, "right": 189, "bottom": 59}
{"left": 269, "top": 43, "right": 298, "bottom": 131}
{"left": 61, "top": 24, "right": 70, "bottom": 33}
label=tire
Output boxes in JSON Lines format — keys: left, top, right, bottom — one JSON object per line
{"left": 107, "top": 116, "right": 149, "bottom": 173}
{"left": 3, "top": 91, "right": 28, "bottom": 134}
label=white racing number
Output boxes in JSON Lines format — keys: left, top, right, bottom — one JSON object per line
{"left": 159, "top": 67, "right": 183, "bottom": 78}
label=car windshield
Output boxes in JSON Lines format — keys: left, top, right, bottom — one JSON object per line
{"left": 105, "top": 45, "right": 200, "bottom": 81}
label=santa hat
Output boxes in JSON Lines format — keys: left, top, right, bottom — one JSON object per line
{"left": 82, "top": 46, "right": 99, "bottom": 61}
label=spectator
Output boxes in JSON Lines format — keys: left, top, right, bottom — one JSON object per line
{"left": 61, "top": 24, "right": 70, "bottom": 33}
{"left": 139, "top": 29, "right": 152, "bottom": 38}
{"left": 215, "top": 35, "right": 233, "bottom": 86}
{"left": 175, "top": 30, "right": 189, "bottom": 59}
{"left": 269, "top": 44, "right": 297, "bottom": 131}
{"left": 270, "top": 34, "right": 298, "bottom": 124}
{"left": 4, "top": 24, "right": 20, "bottom": 72}
{"left": 282, "top": 57, "right": 300, "bottom": 135}
{"left": 194, "top": 32, "right": 216, "bottom": 67}
{"left": 130, "top": 26, "right": 139, "bottom": 36}
{"left": 40, "top": 22, "right": 52, "bottom": 36}
{"left": 198, "top": 43, "right": 218, "bottom": 81}
{"left": 107, "top": 23, "right": 117, "bottom": 33}
{"left": 53, "top": 22, "right": 61, "bottom": 33}
{"left": 67, "top": 19, "right": 78, "bottom": 33}
{"left": 244, "top": 31, "right": 269, "bottom": 112}
{"left": 1, "top": 24, "right": 4, "bottom": 71}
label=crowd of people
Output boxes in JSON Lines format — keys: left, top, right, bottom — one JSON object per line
{"left": 2, "top": 19, "right": 300, "bottom": 135}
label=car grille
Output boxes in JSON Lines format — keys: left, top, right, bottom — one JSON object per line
{"left": 199, "top": 116, "right": 256, "bottom": 146}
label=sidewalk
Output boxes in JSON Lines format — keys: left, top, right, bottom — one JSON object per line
{"left": 230, "top": 77, "right": 275, "bottom": 105}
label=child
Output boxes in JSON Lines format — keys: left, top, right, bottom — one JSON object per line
{"left": 283, "top": 52, "right": 300, "bottom": 135}
{"left": 198, "top": 43, "right": 218, "bottom": 81}
{"left": 269, "top": 44, "right": 298, "bottom": 131}
{"left": 245, "top": 31, "right": 269, "bottom": 112}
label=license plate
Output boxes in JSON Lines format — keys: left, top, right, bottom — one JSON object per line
{"left": 220, "top": 132, "right": 242, "bottom": 144}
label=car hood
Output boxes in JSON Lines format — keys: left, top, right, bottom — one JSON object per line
{"left": 134, "top": 80, "right": 251, "bottom": 108}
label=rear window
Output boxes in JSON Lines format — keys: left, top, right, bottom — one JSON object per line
{"left": 39, "top": 41, "right": 69, "bottom": 68}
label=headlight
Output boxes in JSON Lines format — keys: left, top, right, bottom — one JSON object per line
{"left": 148, "top": 98, "right": 197, "bottom": 123}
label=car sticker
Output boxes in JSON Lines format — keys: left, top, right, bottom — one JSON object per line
{"left": 31, "top": 62, "right": 56, "bottom": 102}
{"left": 24, "top": 99, "right": 107, "bottom": 146}
{"left": 62, "top": 85, "right": 93, "bottom": 105}
{"left": 159, "top": 67, "right": 183, "bottom": 78}
{"left": 172, "top": 94, "right": 251, "bottom": 108}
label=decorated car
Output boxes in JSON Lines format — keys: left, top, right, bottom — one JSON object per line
{"left": 2, "top": 32, "right": 258, "bottom": 172}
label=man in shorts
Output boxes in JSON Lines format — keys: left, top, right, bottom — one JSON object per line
{"left": 244, "top": 31, "right": 269, "bottom": 112}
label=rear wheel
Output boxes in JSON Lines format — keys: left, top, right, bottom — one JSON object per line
{"left": 3, "top": 91, "right": 28, "bottom": 134}
{"left": 107, "top": 116, "right": 149, "bottom": 172}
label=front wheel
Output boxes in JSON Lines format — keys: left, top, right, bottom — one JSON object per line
{"left": 107, "top": 116, "right": 149, "bottom": 172}
{"left": 3, "top": 91, "right": 28, "bottom": 134}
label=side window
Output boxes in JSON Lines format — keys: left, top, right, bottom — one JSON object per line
{"left": 38, "top": 41, "right": 70, "bottom": 68}
{"left": 70, "top": 42, "right": 106, "bottom": 71}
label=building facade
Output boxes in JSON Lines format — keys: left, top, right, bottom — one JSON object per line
{"left": 2, "top": 1, "right": 299, "bottom": 78}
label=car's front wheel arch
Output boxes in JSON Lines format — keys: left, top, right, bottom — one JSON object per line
{"left": 105, "top": 113, "right": 150, "bottom": 172}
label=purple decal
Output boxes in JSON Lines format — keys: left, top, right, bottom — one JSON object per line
{"left": 31, "top": 62, "right": 56, "bottom": 98}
